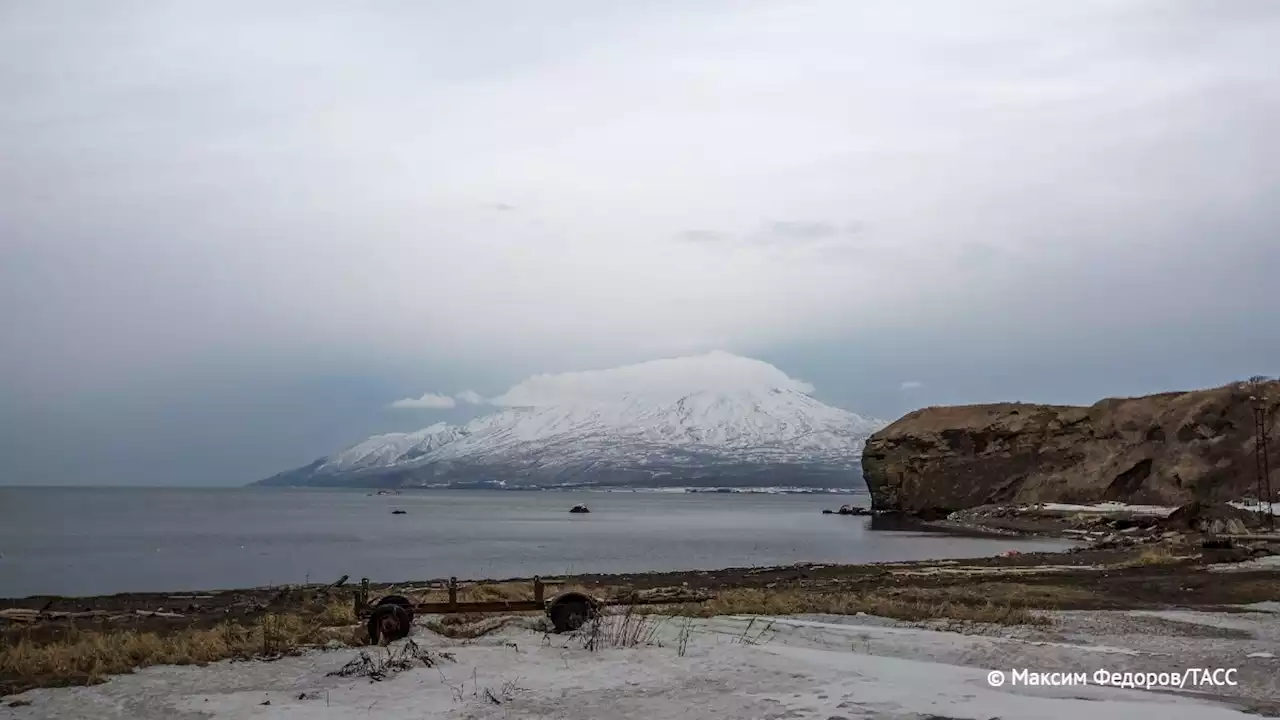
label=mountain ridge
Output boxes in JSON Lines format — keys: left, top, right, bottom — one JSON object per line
{"left": 256, "top": 353, "right": 886, "bottom": 489}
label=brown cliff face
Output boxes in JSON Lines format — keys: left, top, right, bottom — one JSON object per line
{"left": 861, "top": 381, "right": 1279, "bottom": 514}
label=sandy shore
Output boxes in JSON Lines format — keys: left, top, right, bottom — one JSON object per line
{"left": 4, "top": 509, "right": 1279, "bottom": 715}
{"left": 6, "top": 604, "right": 1280, "bottom": 718}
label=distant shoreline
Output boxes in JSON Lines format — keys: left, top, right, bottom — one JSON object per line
{"left": 2, "top": 484, "right": 870, "bottom": 493}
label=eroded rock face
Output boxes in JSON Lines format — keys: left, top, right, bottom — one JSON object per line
{"left": 862, "top": 382, "right": 1279, "bottom": 514}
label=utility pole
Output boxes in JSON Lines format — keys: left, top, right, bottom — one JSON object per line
{"left": 1260, "top": 402, "right": 1273, "bottom": 531}
{"left": 1250, "top": 377, "right": 1274, "bottom": 531}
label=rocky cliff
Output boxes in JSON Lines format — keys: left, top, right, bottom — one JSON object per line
{"left": 862, "top": 381, "right": 1279, "bottom": 514}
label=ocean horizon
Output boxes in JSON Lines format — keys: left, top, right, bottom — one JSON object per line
{"left": 0, "top": 486, "right": 1070, "bottom": 598}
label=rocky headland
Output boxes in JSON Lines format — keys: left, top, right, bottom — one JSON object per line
{"left": 862, "top": 380, "right": 1279, "bottom": 516}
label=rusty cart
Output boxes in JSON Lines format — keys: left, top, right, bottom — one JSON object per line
{"left": 354, "top": 576, "right": 709, "bottom": 644}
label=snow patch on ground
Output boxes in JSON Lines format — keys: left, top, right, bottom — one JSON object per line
{"left": 1126, "top": 610, "right": 1266, "bottom": 632}
{"left": 1209, "top": 555, "right": 1280, "bottom": 572}
{"left": 8, "top": 609, "right": 1279, "bottom": 719}
{"left": 1229, "top": 501, "right": 1280, "bottom": 517}
{"left": 1035, "top": 502, "right": 1177, "bottom": 516}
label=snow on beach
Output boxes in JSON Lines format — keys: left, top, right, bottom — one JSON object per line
{"left": 1030, "top": 501, "right": 1280, "bottom": 518}
{"left": 1229, "top": 501, "right": 1280, "bottom": 517}
{"left": 1032, "top": 501, "right": 1178, "bottom": 516}
{"left": 7, "top": 608, "right": 1280, "bottom": 719}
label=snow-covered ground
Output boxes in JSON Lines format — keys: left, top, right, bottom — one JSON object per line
{"left": 1033, "top": 501, "right": 1280, "bottom": 519}
{"left": 1034, "top": 502, "right": 1178, "bottom": 517}
{"left": 1229, "top": 501, "right": 1280, "bottom": 517}
{"left": 1209, "top": 555, "right": 1280, "bottom": 573}
{"left": 8, "top": 607, "right": 1280, "bottom": 719}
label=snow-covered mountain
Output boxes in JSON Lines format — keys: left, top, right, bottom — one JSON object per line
{"left": 257, "top": 352, "right": 886, "bottom": 489}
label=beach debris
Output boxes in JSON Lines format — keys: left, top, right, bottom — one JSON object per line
{"left": 327, "top": 639, "right": 454, "bottom": 681}
{"left": 136, "top": 609, "right": 185, "bottom": 619}
{"left": 1, "top": 607, "right": 188, "bottom": 624}
{"left": 1164, "top": 501, "right": 1260, "bottom": 535}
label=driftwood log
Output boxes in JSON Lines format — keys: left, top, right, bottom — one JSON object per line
{"left": 0, "top": 608, "right": 186, "bottom": 624}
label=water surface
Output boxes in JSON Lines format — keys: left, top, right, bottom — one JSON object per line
{"left": 0, "top": 487, "right": 1070, "bottom": 597}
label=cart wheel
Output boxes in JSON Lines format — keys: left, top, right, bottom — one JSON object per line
{"left": 371, "top": 595, "right": 414, "bottom": 631}
{"left": 547, "top": 592, "right": 598, "bottom": 633}
{"left": 375, "top": 595, "right": 414, "bottom": 615}
{"left": 367, "top": 603, "right": 412, "bottom": 645}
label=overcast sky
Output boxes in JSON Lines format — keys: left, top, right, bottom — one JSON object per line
{"left": 2, "top": 1, "right": 1278, "bottom": 486}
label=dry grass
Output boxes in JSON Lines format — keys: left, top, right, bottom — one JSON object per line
{"left": 1112, "top": 544, "right": 1189, "bottom": 568}
{"left": 311, "top": 596, "right": 359, "bottom": 626}
{"left": 1, "top": 579, "right": 1088, "bottom": 695}
{"left": 576, "top": 605, "right": 665, "bottom": 650}
{"left": 425, "top": 581, "right": 1073, "bottom": 639}
{"left": 462, "top": 583, "right": 534, "bottom": 602}
{"left": 1, "top": 609, "right": 363, "bottom": 696}
{"left": 638, "top": 583, "right": 1080, "bottom": 626}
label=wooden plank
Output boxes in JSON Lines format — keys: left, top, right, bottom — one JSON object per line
{"left": 409, "top": 600, "right": 544, "bottom": 614}
{"left": 601, "top": 595, "right": 709, "bottom": 607}
{"left": 400, "top": 594, "right": 709, "bottom": 615}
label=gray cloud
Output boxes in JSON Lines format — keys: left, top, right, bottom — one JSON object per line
{"left": 677, "top": 229, "right": 731, "bottom": 243}
{"left": 676, "top": 220, "right": 870, "bottom": 268}
{"left": 454, "top": 390, "right": 488, "bottom": 405}
{"left": 757, "top": 220, "right": 841, "bottom": 242}
{"left": 679, "top": 220, "right": 864, "bottom": 248}
{"left": 2, "top": 0, "right": 1279, "bottom": 484}
{"left": 389, "top": 393, "right": 457, "bottom": 410}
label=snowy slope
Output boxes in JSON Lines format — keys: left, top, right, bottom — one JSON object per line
{"left": 259, "top": 352, "right": 886, "bottom": 488}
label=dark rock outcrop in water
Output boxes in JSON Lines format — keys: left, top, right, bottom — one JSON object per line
{"left": 862, "top": 381, "right": 1279, "bottom": 514}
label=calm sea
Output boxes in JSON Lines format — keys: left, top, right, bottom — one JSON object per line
{"left": 0, "top": 487, "right": 1070, "bottom": 598}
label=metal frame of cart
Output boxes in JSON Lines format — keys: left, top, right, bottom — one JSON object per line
{"left": 354, "top": 577, "right": 709, "bottom": 644}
